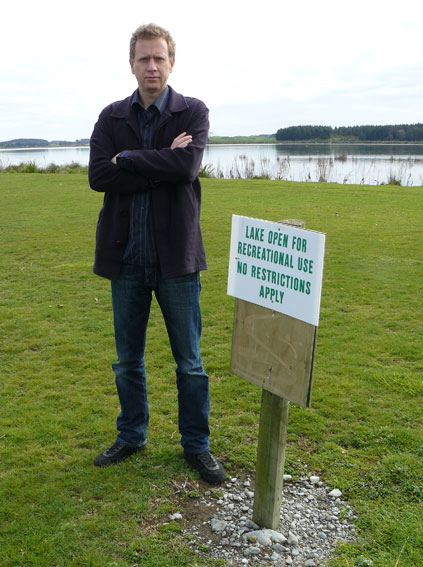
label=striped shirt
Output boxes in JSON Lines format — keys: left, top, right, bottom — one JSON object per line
{"left": 120, "top": 87, "right": 169, "bottom": 266}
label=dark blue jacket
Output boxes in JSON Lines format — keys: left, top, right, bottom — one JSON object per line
{"left": 88, "top": 86, "right": 209, "bottom": 280}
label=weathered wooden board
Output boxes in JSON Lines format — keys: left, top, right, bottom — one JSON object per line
{"left": 230, "top": 298, "right": 317, "bottom": 407}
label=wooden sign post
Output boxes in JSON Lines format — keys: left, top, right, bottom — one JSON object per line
{"left": 254, "top": 388, "right": 290, "bottom": 528}
{"left": 228, "top": 216, "right": 325, "bottom": 530}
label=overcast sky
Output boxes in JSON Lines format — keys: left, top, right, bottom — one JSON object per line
{"left": 1, "top": 0, "right": 422, "bottom": 141}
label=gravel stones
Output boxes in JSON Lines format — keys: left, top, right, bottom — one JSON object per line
{"left": 211, "top": 518, "right": 228, "bottom": 532}
{"left": 287, "top": 531, "right": 299, "bottom": 546}
{"left": 246, "top": 529, "right": 287, "bottom": 546}
{"left": 181, "top": 474, "right": 356, "bottom": 566}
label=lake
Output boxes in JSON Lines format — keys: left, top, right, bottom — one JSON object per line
{"left": 1, "top": 143, "right": 423, "bottom": 186}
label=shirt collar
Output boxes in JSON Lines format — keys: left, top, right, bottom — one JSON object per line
{"left": 132, "top": 86, "right": 169, "bottom": 115}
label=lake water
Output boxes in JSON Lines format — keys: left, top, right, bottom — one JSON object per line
{"left": 1, "top": 143, "right": 423, "bottom": 186}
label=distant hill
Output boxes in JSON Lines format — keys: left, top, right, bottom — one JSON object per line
{"left": 0, "top": 138, "right": 90, "bottom": 148}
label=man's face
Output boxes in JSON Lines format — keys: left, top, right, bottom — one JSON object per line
{"left": 130, "top": 38, "right": 175, "bottom": 102}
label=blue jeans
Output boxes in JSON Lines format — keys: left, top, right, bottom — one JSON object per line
{"left": 110, "top": 265, "right": 210, "bottom": 454}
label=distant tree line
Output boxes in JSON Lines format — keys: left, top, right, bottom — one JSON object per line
{"left": 275, "top": 124, "right": 423, "bottom": 142}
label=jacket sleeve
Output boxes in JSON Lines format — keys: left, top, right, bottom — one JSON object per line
{"left": 116, "top": 101, "right": 209, "bottom": 184}
{"left": 88, "top": 108, "right": 151, "bottom": 194}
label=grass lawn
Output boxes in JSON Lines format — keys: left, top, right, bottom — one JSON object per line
{"left": 0, "top": 174, "right": 422, "bottom": 567}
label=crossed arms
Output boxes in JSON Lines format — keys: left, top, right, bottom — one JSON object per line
{"left": 111, "top": 131, "right": 192, "bottom": 164}
{"left": 88, "top": 100, "right": 209, "bottom": 194}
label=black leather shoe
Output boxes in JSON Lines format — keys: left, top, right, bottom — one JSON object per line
{"left": 94, "top": 441, "right": 145, "bottom": 467}
{"left": 184, "top": 450, "right": 226, "bottom": 484}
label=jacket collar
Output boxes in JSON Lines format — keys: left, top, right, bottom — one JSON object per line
{"left": 110, "top": 85, "right": 188, "bottom": 119}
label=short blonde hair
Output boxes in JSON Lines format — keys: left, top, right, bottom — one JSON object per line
{"left": 129, "top": 23, "right": 176, "bottom": 62}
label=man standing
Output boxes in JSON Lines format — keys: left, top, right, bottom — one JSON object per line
{"left": 88, "top": 23, "right": 225, "bottom": 484}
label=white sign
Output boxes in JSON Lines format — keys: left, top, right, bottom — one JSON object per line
{"left": 227, "top": 215, "right": 325, "bottom": 326}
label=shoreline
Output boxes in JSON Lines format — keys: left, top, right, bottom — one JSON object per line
{"left": 2, "top": 142, "right": 423, "bottom": 151}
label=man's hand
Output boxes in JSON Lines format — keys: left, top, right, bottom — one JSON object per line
{"left": 171, "top": 132, "right": 192, "bottom": 149}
